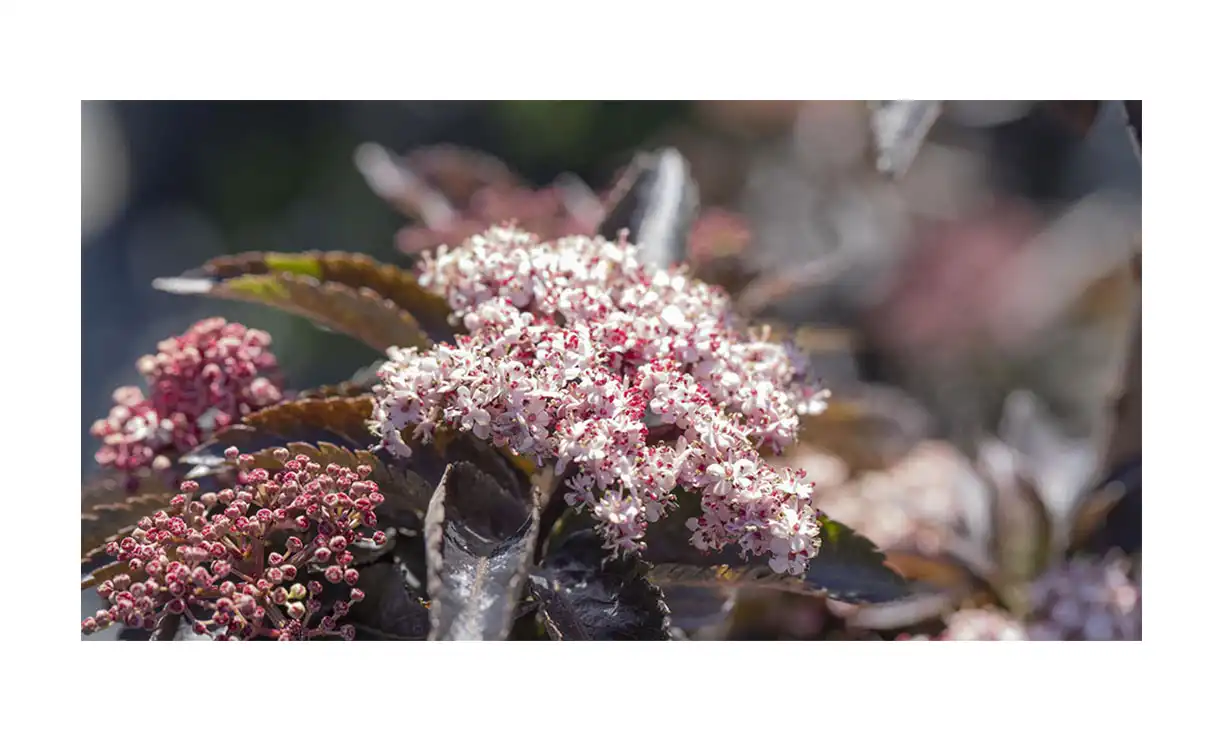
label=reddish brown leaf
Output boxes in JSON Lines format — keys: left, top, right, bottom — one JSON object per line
{"left": 185, "top": 250, "right": 454, "bottom": 340}
{"left": 81, "top": 471, "right": 180, "bottom": 566}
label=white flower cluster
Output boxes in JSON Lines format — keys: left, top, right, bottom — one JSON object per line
{"left": 372, "top": 227, "right": 830, "bottom": 573}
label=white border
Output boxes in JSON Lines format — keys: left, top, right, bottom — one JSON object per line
{"left": 5, "top": 0, "right": 1204, "bottom": 736}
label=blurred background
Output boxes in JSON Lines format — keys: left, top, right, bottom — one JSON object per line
{"left": 82, "top": 101, "right": 1142, "bottom": 639}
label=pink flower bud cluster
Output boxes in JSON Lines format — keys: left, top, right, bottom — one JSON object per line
{"left": 372, "top": 227, "right": 830, "bottom": 574}
{"left": 81, "top": 447, "right": 385, "bottom": 641}
{"left": 90, "top": 318, "right": 284, "bottom": 475}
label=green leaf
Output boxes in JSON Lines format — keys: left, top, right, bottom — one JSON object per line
{"left": 154, "top": 271, "right": 432, "bottom": 353}
{"left": 529, "top": 530, "right": 671, "bottom": 640}
{"left": 424, "top": 462, "right": 541, "bottom": 640}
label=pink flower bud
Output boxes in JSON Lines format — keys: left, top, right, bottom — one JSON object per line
{"left": 313, "top": 547, "right": 332, "bottom": 563}
{"left": 349, "top": 588, "right": 366, "bottom": 603}
{"left": 324, "top": 566, "right": 344, "bottom": 584}
{"left": 281, "top": 564, "right": 298, "bottom": 580}
{"left": 343, "top": 569, "right": 360, "bottom": 586}
{"left": 288, "top": 583, "right": 307, "bottom": 600}
{"left": 372, "top": 531, "right": 388, "bottom": 546}
{"left": 286, "top": 601, "right": 306, "bottom": 619}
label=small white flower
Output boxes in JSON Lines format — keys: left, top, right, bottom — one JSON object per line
{"left": 371, "top": 227, "right": 829, "bottom": 571}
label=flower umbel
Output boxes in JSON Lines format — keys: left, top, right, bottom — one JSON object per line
{"left": 372, "top": 227, "right": 830, "bottom": 573}
{"left": 81, "top": 448, "right": 384, "bottom": 641}
{"left": 90, "top": 318, "right": 283, "bottom": 476}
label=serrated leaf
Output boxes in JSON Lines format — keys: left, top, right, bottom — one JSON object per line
{"left": 183, "top": 398, "right": 541, "bottom": 535}
{"left": 183, "top": 396, "right": 381, "bottom": 468}
{"left": 645, "top": 501, "right": 909, "bottom": 604}
{"left": 154, "top": 272, "right": 432, "bottom": 353}
{"left": 82, "top": 560, "right": 132, "bottom": 591}
{"left": 529, "top": 530, "right": 671, "bottom": 640}
{"left": 424, "top": 462, "right": 540, "bottom": 640}
{"left": 79, "top": 464, "right": 231, "bottom": 571}
{"left": 597, "top": 147, "right": 699, "bottom": 269}
{"left": 81, "top": 472, "right": 175, "bottom": 563}
{"left": 173, "top": 250, "right": 454, "bottom": 341}
{"left": 347, "top": 562, "right": 431, "bottom": 640}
